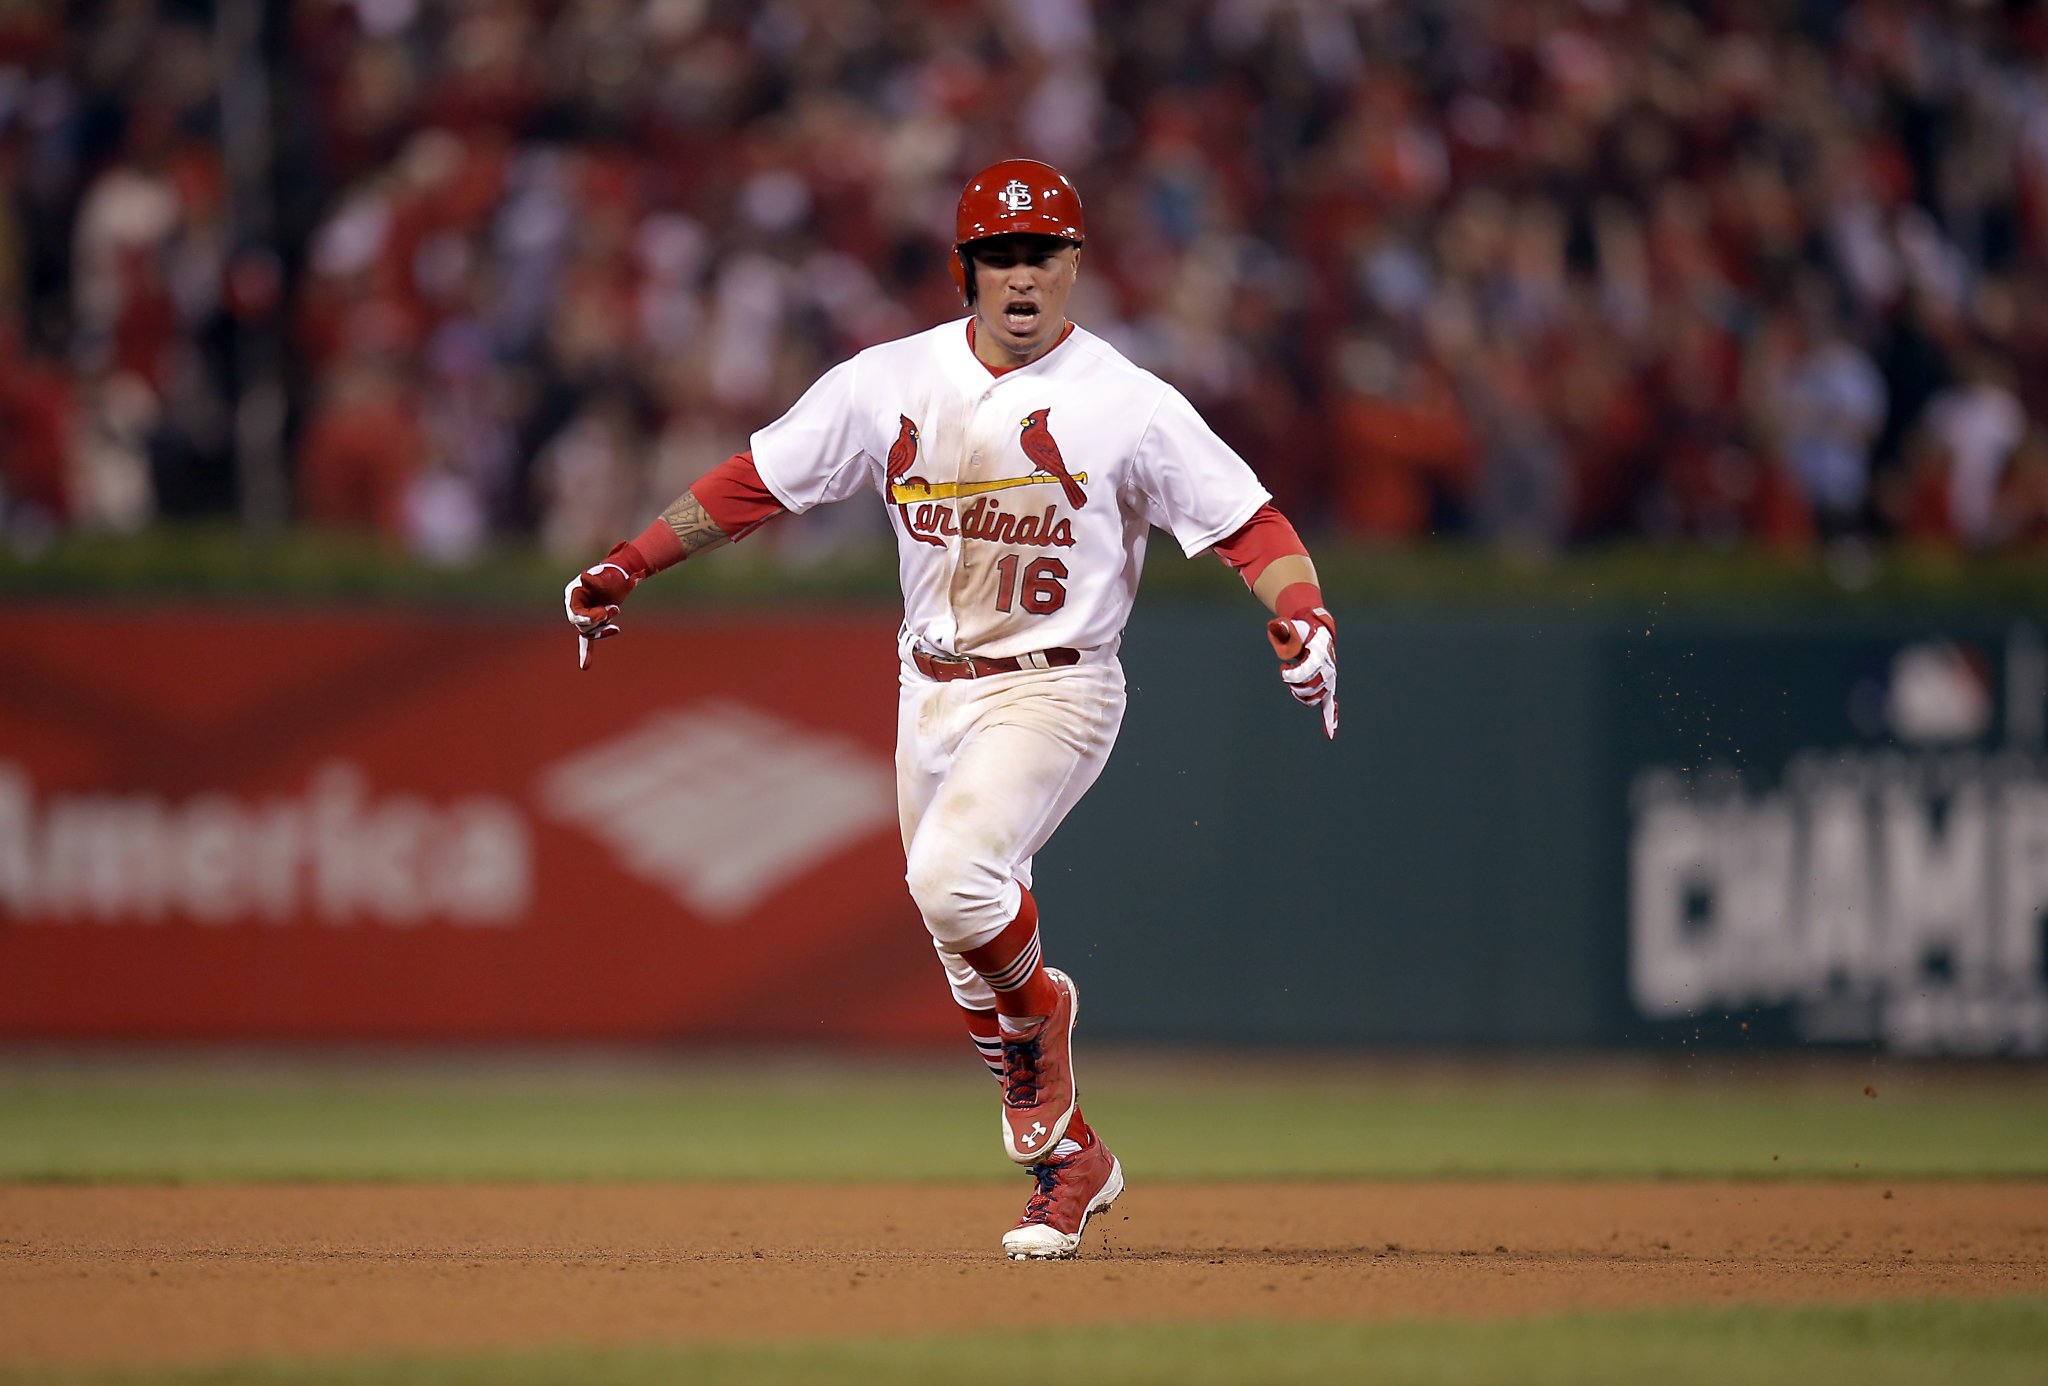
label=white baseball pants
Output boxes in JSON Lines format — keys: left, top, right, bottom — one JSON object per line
{"left": 895, "top": 656, "right": 1126, "bottom": 1009}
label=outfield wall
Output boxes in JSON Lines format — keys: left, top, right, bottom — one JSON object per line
{"left": 1071, "top": 604, "right": 2048, "bottom": 1057}
{"left": 3, "top": 603, "right": 2044, "bottom": 1054}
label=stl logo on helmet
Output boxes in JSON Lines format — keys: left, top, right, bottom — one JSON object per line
{"left": 999, "top": 179, "right": 1034, "bottom": 212}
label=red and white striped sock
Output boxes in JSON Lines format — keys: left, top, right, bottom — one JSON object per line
{"left": 960, "top": 1004, "right": 1005, "bottom": 1080}
{"left": 1055, "top": 1108, "right": 1092, "bottom": 1155}
{"left": 958, "top": 886, "right": 1059, "bottom": 1022}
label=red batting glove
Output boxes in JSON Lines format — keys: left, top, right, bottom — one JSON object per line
{"left": 563, "top": 540, "right": 652, "bottom": 670}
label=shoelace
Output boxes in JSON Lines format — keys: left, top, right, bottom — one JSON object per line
{"left": 1019, "top": 1162, "right": 1061, "bottom": 1224}
{"left": 1000, "top": 1036, "right": 1043, "bottom": 1107}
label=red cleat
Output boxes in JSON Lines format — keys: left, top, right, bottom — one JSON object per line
{"left": 1002, "top": 1128, "right": 1124, "bottom": 1260}
{"left": 998, "top": 967, "right": 1079, "bottom": 1164}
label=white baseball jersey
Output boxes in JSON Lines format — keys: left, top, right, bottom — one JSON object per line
{"left": 749, "top": 319, "right": 1270, "bottom": 659}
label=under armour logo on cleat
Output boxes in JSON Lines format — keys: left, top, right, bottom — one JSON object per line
{"left": 1021, "top": 1121, "right": 1047, "bottom": 1148}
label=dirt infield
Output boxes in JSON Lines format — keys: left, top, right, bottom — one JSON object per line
{"left": 4, "top": 1180, "right": 2045, "bottom": 1368}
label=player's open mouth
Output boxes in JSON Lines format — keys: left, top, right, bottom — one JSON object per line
{"left": 1003, "top": 301, "right": 1039, "bottom": 330}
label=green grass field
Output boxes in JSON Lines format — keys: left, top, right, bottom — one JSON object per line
{"left": 3, "top": 1053, "right": 2044, "bottom": 1385}
{"left": 3, "top": 1053, "right": 2044, "bottom": 1183}
{"left": 6, "top": 1300, "right": 2047, "bottom": 1386}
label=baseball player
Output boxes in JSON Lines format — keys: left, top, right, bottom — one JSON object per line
{"left": 565, "top": 159, "right": 1337, "bottom": 1259}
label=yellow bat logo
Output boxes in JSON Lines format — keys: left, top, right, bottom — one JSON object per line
{"left": 888, "top": 471, "right": 1089, "bottom": 504}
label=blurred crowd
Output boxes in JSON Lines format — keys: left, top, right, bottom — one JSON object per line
{"left": 6, "top": 0, "right": 2048, "bottom": 564}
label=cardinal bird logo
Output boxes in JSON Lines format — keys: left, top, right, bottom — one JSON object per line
{"left": 1018, "top": 408, "right": 1086, "bottom": 510}
{"left": 886, "top": 414, "right": 944, "bottom": 546}
{"left": 886, "top": 414, "right": 920, "bottom": 481}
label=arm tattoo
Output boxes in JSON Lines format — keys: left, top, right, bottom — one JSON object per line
{"left": 661, "top": 490, "right": 732, "bottom": 557}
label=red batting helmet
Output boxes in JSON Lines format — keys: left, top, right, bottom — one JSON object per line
{"left": 950, "top": 158, "right": 1086, "bottom": 305}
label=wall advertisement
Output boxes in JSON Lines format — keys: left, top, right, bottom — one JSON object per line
{"left": 0, "top": 608, "right": 952, "bottom": 1042}
{"left": 1623, "top": 625, "right": 2048, "bottom": 1055}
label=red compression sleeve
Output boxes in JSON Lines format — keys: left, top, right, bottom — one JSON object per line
{"left": 1214, "top": 504, "right": 1327, "bottom": 624}
{"left": 1212, "top": 503, "right": 1308, "bottom": 590}
{"left": 616, "top": 518, "right": 685, "bottom": 576}
{"left": 609, "top": 453, "right": 783, "bottom": 576}
{"left": 691, "top": 451, "right": 786, "bottom": 542}
{"left": 1274, "top": 581, "right": 1327, "bottom": 623}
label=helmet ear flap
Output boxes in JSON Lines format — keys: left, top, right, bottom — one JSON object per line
{"left": 953, "top": 246, "right": 975, "bottom": 306}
